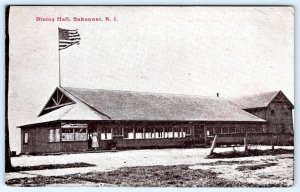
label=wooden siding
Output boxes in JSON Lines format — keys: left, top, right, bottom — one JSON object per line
{"left": 21, "top": 121, "right": 268, "bottom": 154}
{"left": 114, "top": 138, "right": 191, "bottom": 149}
{"left": 245, "top": 99, "right": 294, "bottom": 133}
{"left": 266, "top": 101, "right": 294, "bottom": 133}
{"left": 21, "top": 123, "right": 89, "bottom": 154}
{"left": 245, "top": 108, "right": 266, "bottom": 120}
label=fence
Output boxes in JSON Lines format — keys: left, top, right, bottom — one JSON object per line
{"left": 206, "top": 133, "right": 294, "bottom": 146}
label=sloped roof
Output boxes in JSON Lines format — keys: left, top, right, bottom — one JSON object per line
{"left": 19, "top": 87, "right": 267, "bottom": 128}
{"left": 23, "top": 104, "right": 106, "bottom": 125}
{"left": 230, "top": 90, "right": 293, "bottom": 109}
{"left": 62, "top": 87, "right": 265, "bottom": 122}
{"left": 18, "top": 87, "right": 109, "bottom": 127}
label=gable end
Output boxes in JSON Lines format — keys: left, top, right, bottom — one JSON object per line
{"left": 38, "top": 87, "right": 75, "bottom": 117}
{"left": 267, "top": 91, "right": 294, "bottom": 109}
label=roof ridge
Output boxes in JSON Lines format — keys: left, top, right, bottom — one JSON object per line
{"left": 234, "top": 90, "right": 280, "bottom": 99}
{"left": 60, "top": 87, "right": 112, "bottom": 120}
{"left": 229, "top": 90, "right": 283, "bottom": 109}
{"left": 61, "top": 86, "right": 225, "bottom": 100}
{"left": 265, "top": 90, "right": 282, "bottom": 107}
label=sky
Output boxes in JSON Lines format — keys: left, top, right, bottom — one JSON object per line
{"left": 8, "top": 6, "right": 294, "bottom": 153}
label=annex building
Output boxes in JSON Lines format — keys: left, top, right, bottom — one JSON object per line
{"left": 18, "top": 87, "right": 294, "bottom": 154}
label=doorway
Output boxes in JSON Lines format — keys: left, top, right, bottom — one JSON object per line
{"left": 194, "top": 124, "right": 205, "bottom": 143}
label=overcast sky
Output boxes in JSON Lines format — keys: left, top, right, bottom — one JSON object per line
{"left": 8, "top": 6, "right": 294, "bottom": 153}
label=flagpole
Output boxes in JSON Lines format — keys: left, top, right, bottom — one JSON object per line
{"left": 58, "top": 27, "right": 61, "bottom": 87}
{"left": 58, "top": 27, "right": 81, "bottom": 87}
{"left": 59, "top": 49, "right": 61, "bottom": 87}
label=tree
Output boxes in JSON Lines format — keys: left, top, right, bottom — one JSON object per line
{"left": 5, "top": 6, "right": 14, "bottom": 172}
{"left": 5, "top": 121, "right": 13, "bottom": 172}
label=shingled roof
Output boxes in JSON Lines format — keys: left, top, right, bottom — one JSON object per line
{"left": 19, "top": 87, "right": 266, "bottom": 127}
{"left": 231, "top": 90, "right": 294, "bottom": 109}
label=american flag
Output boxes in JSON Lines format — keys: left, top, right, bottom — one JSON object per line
{"left": 59, "top": 28, "right": 81, "bottom": 50}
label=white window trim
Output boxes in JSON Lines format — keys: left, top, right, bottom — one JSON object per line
{"left": 24, "top": 132, "right": 28, "bottom": 144}
{"left": 49, "top": 128, "right": 61, "bottom": 143}
{"left": 61, "top": 128, "right": 88, "bottom": 141}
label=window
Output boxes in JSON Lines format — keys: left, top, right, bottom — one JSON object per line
{"left": 55, "top": 128, "right": 60, "bottom": 141}
{"left": 144, "top": 127, "right": 153, "bottom": 139}
{"left": 62, "top": 128, "right": 74, "bottom": 141}
{"left": 229, "top": 127, "right": 236, "bottom": 134}
{"left": 184, "top": 127, "right": 191, "bottom": 135}
{"left": 101, "top": 127, "right": 112, "bottom": 140}
{"left": 155, "top": 128, "right": 164, "bottom": 138}
{"left": 173, "top": 127, "right": 181, "bottom": 138}
{"left": 250, "top": 127, "right": 255, "bottom": 133}
{"left": 49, "top": 129, "right": 54, "bottom": 142}
{"left": 74, "top": 128, "right": 88, "bottom": 141}
{"left": 61, "top": 128, "right": 87, "bottom": 141}
{"left": 181, "top": 128, "right": 185, "bottom": 137}
{"left": 49, "top": 128, "right": 60, "bottom": 142}
{"left": 221, "top": 127, "right": 229, "bottom": 134}
{"left": 241, "top": 127, "right": 246, "bottom": 133}
{"left": 271, "top": 110, "right": 275, "bottom": 116}
{"left": 113, "top": 127, "right": 123, "bottom": 136}
{"left": 215, "top": 127, "right": 221, "bottom": 134}
{"left": 207, "top": 128, "right": 214, "bottom": 136}
{"left": 24, "top": 132, "right": 28, "bottom": 144}
{"left": 245, "top": 127, "right": 254, "bottom": 133}
{"left": 135, "top": 127, "right": 144, "bottom": 139}
{"left": 164, "top": 127, "right": 173, "bottom": 138}
{"left": 124, "top": 127, "right": 134, "bottom": 139}
{"left": 123, "top": 126, "right": 193, "bottom": 140}
{"left": 236, "top": 127, "right": 241, "bottom": 133}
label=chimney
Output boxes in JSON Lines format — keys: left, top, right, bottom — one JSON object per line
{"left": 216, "top": 93, "right": 219, "bottom": 97}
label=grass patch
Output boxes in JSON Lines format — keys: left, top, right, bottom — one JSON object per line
{"left": 236, "top": 163, "right": 278, "bottom": 171}
{"left": 207, "top": 148, "right": 293, "bottom": 159}
{"left": 8, "top": 162, "right": 96, "bottom": 172}
{"left": 6, "top": 175, "right": 89, "bottom": 187}
{"left": 198, "top": 160, "right": 257, "bottom": 166}
{"left": 6, "top": 164, "right": 288, "bottom": 187}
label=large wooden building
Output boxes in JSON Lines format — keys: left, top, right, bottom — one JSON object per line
{"left": 18, "top": 87, "right": 294, "bottom": 154}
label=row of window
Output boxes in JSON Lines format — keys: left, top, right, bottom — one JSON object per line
{"left": 206, "top": 126, "right": 264, "bottom": 136}
{"left": 49, "top": 128, "right": 88, "bottom": 142}
{"left": 23, "top": 124, "right": 289, "bottom": 144}
{"left": 46, "top": 127, "right": 192, "bottom": 142}
{"left": 206, "top": 125, "right": 288, "bottom": 135}
{"left": 100, "top": 127, "right": 192, "bottom": 140}
{"left": 270, "top": 109, "right": 290, "bottom": 116}
{"left": 270, "top": 124, "right": 286, "bottom": 133}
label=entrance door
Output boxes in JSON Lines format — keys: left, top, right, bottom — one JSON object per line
{"left": 88, "top": 124, "right": 99, "bottom": 150}
{"left": 194, "top": 124, "right": 205, "bottom": 143}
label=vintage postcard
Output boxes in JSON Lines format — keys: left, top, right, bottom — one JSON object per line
{"left": 5, "top": 6, "right": 294, "bottom": 187}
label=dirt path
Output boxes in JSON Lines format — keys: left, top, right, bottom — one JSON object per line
{"left": 6, "top": 146, "right": 294, "bottom": 186}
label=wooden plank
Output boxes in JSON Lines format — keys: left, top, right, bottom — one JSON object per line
{"left": 58, "top": 94, "right": 64, "bottom": 105}
{"left": 209, "top": 135, "right": 218, "bottom": 155}
{"left": 44, "top": 102, "right": 73, "bottom": 110}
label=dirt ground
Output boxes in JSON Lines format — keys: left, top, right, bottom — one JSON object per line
{"left": 5, "top": 146, "right": 294, "bottom": 187}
